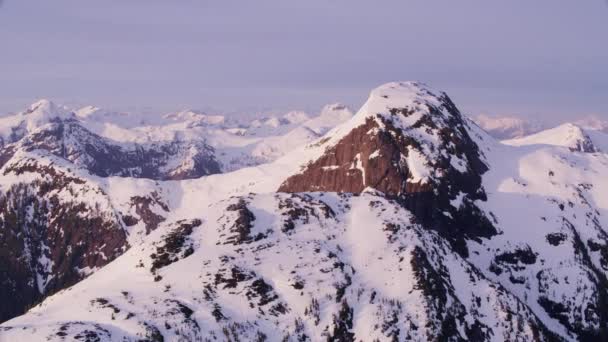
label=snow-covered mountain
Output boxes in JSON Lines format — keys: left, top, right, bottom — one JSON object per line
{"left": 472, "top": 114, "right": 608, "bottom": 141}
{"left": 472, "top": 113, "right": 546, "bottom": 139}
{"left": 503, "top": 123, "right": 602, "bottom": 153}
{"left": 0, "top": 100, "right": 355, "bottom": 176}
{"left": 2, "top": 82, "right": 608, "bottom": 341}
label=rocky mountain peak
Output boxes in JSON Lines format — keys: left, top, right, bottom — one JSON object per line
{"left": 558, "top": 123, "right": 597, "bottom": 152}
{"left": 279, "top": 81, "right": 487, "bottom": 195}
{"left": 279, "top": 81, "right": 495, "bottom": 255}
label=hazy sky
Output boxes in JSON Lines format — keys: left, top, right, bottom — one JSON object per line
{"left": 0, "top": 0, "right": 606, "bottom": 121}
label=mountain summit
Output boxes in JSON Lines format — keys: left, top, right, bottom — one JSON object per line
{"left": 280, "top": 81, "right": 495, "bottom": 255}
{"left": 280, "top": 82, "right": 485, "bottom": 193}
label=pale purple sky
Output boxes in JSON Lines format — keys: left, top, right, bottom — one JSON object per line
{"left": 0, "top": 0, "right": 606, "bottom": 122}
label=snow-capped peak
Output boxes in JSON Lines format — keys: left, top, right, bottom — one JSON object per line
{"left": 282, "top": 110, "right": 310, "bottom": 124}
{"left": 318, "top": 103, "right": 353, "bottom": 122}
{"left": 20, "top": 99, "right": 75, "bottom": 132}
{"left": 25, "top": 99, "right": 70, "bottom": 117}
{"left": 299, "top": 103, "right": 353, "bottom": 135}
{"left": 503, "top": 122, "right": 599, "bottom": 152}
{"left": 280, "top": 81, "right": 493, "bottom": 258}
{"left": 75, "top": 105, "right": 102, "bottom": 118}
{"left": 342, "top": 81, "right": 450, "bottom": 133}
{"left": 472, "top": 113, "right": 545, "bottom": 139}
{"left": 27, "top": 99, "right": 57, "bottom": 113}
{"left": 318, "top": 81, "right": 468, "bottom": 152}
{"left": 263, "top": 116, "right": 288, "bottom": 128}
{"left": 365, "top": 81, "right": 428, "bottom": 108}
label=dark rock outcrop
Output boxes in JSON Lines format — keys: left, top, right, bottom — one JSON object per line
{"left": 150, "top": 219, "right": 201, "bottom": 273}
{"left": 279, "top": 82, "right": 496, "bottom": 255}
{"left": 0, "top": 169, "right": 128, "bottom": 323}
{"left": 130, "top": 192, "right": 169, "bottom": 234}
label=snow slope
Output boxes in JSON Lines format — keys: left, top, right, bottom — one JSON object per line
{"left": 0, "top": 192, "right": 552, "bottom": 341}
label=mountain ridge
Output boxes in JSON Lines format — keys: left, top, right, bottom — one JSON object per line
{"left": 1, "top": 83, "right": 608, "bottom": 341}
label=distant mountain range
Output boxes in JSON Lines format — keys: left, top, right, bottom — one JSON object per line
{"left": 473, "top": 113, "right": 608, "bottom": 140}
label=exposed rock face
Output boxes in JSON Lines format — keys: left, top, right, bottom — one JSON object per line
{"left": 574, "top": 134, "right": 598, "bottom": 153}
{"left": 0, "top": 117, "right": 221, "bottom": 181}
{"left": 279, "top": 82, "right": 495, "bottom": 255}
{"left": 0, "top": 161, "right": 128, "bottom": 323}
{"left": 150, "top": 219, "right": 201, "bottom": 274}
{"left": 129, "top": 192, "right": 170, "bottom": 234}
